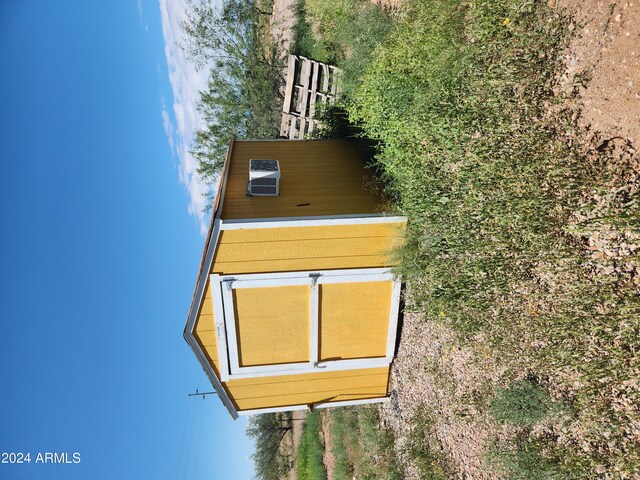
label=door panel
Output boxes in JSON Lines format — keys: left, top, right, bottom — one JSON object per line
{"left": 233, "top": 286, "right": 310, "bottom": 367}
{"left": 212, "top": 268, "right": 399, "bottom": 380}
{"left": 319, "top": 281, "right": 391, "bottom": 361}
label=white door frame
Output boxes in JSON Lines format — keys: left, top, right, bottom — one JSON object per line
{"left": 210, "top": 268, "right": 401, "bottom": 381}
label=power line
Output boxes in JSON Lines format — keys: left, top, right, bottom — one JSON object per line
{"left": 187, "top": 388, "right": 217, "bottom": 399}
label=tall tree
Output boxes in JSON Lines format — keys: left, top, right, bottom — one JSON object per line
{"left": 183, "top": 0, "right": 285, "bottom": 194}
{"left": 247, "top": 412, "right": 294, "bottom": 480}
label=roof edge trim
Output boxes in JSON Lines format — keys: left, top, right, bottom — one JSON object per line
{"left": 183, "top": 140, "right": 237, "bottom": 418}
{"left": 183, "top": 217, "right": 238, "bottom": 418}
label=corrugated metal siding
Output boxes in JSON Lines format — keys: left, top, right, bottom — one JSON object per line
{"left": 221, "top": 140, "right": 385, "bottom": 219}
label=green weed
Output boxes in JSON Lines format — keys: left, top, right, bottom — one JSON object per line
{"left": 488, "top": 439, "right": 580, "bottom": 480}
{"left": 490, "top": 380, "right": 563, "bottom": 428}
{"left": 296, "top": 413, "right": 327, "bottom": 480}
{"left": 406, "top": 409, "right": 455, "bottom": 480}
{"left": 297, "top": 0, "right": 640, "bottom": 475}
{"left": 327, "top": 407, "right": 401, "bottom": 480}
{"left": 344, "top": 0, "right": 640, "bottom": 472}
{"left": 293, "top": 0, "right": 392, "bottom": 91}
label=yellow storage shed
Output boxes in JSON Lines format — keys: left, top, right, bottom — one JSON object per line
{"left": 184, "top": 139, "right": 406, "bottom": 418}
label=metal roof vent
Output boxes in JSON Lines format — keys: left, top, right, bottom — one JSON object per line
{"left": 248, "top": 159, "right": 280, "bottom": 196}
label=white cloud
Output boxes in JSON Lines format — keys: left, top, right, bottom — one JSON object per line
{"left": 160, "top": 96, "right": 175, "bottom": 157}
{"left": 159, "top": 0, "right": 213, "bottom": 235}
{"left": 137, "top": 0, "right": 149, "bottom": 32}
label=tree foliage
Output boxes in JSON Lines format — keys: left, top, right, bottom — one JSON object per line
{"left": 246, "top": 412, "right": 294, "bottom": 480}
{"left": 183, "top": 0, "right": 285, "bottom": 197}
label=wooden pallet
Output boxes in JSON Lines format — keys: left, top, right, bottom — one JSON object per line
{"left": 280, "top": 55, "right": 341, "bottom": 139}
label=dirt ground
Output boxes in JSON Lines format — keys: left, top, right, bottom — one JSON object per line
{"left": 284, "top": 410, "right": 306, "bottom": 480}
{"left": 272, "top": 0, "right": 639, "bottom": 148}
{"left": 551, "top": 0, "right": 640, "bottom": 292}
{"left": 554, "top": 0, "right": 640, "bottom": 147}
{"left": 319, "top": 413, "right": 337, "bottom": 480}
{"left": 271, "top": 0, "right": 297, "bottom": 58}
{"left": 382, "top": 1, "right": 640, "bottom": 478}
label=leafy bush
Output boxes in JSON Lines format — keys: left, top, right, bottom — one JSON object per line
{"left": 293, "top": 0, "right": 392, "bottom": 91}
{"left": 308, "top": 104, "right": 353, "bottom": 139}
{"left": 247, "top": 412, "right": 294, "bottom": 480}
{"left": 184, "top": 0, "right": 284, "bottom": 193}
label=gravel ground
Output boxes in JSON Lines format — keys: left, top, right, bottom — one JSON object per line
{"left": 379, "top": 2, "right": 640, "bottom": 477}
{"left": 269, "top": 1, "right": 639, "bottom": 476}
{"left": 379, "top": 308, "right": 511, "bottom": 480}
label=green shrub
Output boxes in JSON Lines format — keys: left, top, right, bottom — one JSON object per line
{"left": 308, "top": 103, "right": 353, "bottom": 139}
{"left": 293, "top": 0, "right": 392, "bottom": 90}
{"left": 490, "top": 380, "right": 561, "bottom": 428}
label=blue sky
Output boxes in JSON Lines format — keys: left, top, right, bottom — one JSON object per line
{"left": 0, "top": 1, "right": 253, "bottom": 479}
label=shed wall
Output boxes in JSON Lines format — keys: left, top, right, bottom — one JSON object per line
{"left": 193, "top": 138, "right": 406, "bottom": 414}
{"left": 194, "top": 219, "right": 405, "bottom": 413}
{"left": 193, "top": 280, "right": 221, "bottom": 375}
{"left": 194, "top": 293, "right": 391, "bottom": 412}
{"left": 212, "top": 222, "right": 405, "bottom": 275}
{"left": 225, "top": 367, "right": 390, "bottom": 411}
{"left": 221, "top": 140, "right": 385, "bottom": 219}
